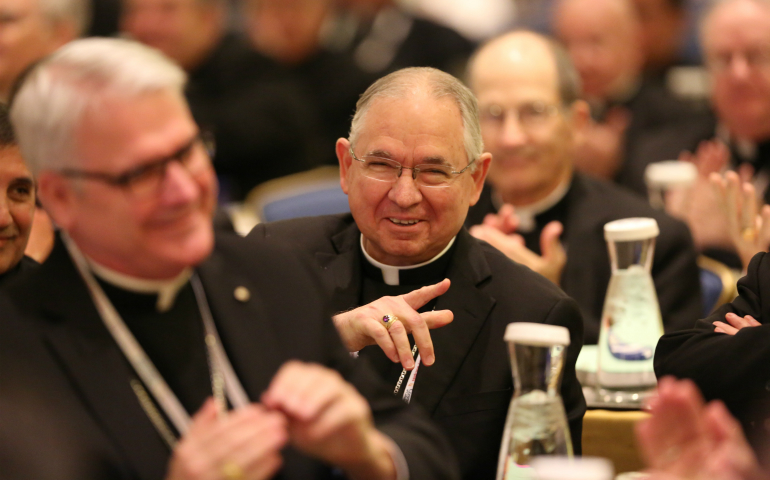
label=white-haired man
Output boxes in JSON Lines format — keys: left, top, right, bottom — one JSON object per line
{"left": 1, "top": 38, "right": 457, "bottom": 480}
{"left": 248, "top": 66, "right": 586, "bottom": 479}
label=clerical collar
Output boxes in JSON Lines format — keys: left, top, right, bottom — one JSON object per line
{"left": 494, "top": 177, "right": 571, "bottom": 233}
{"left": 63, "top": 236, "right": 192, "bottom": 312}
{"left": 360, "top": 235, "right": 456, "bottom": 286}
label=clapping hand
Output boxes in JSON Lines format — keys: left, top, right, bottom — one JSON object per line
{"left": 469, "top": 204, "right": 566, "bottom": 285}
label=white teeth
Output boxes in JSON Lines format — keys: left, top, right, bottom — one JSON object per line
{"left": 390, "top": 218, "right": 419, "bottom": 225}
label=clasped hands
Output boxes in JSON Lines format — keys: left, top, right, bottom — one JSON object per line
{"left": 468, "top": 204, "right": 566, "bottom": 285}
{"left": 166, "top": 361, "right": 397, "bottom": 480}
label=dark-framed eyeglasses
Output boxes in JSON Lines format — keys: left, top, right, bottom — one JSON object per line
{"left": 349, "top": 147, "right": 475, "bottom": 188}
{"left": 479, "top": 101, "right": 562, "bottom": 130}
{"left": 59, "top": 131, "right": 215, "bottom": 198}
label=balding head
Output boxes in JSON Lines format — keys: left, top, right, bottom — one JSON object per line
{"left": 554, "top": 0, "right": 643, "bottom": 102}
{"left": 702, "top": 0, "right": 770, "bottom": 141}
{"left": 468, "top": 31, "right": 589, "bottom": 206}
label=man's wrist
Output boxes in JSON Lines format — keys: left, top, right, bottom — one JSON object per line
{"left": 343, "top": 430, "right": 400, "bottom": 480}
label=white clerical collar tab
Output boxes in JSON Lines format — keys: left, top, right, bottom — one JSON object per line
{"left": 498, "top": 177, "right": 571, "bottom": 233}
{"left": 360, "top": 235, "right": 456, "bottom": 286}
{"left": 63, "top": 236, "right": 193, "bottom": 312}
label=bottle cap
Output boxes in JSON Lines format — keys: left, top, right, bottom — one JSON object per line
{"left": 530, "top": 456, "right": 614, "bottom": 480}
{"left": 644, "top": 160, "right": 697, "bottom": 189}
{"left": 504, "top": 322, "right": 570, "bottom": 347}
{"left": 604, "top": 217, "right": 659, "bottom": 242}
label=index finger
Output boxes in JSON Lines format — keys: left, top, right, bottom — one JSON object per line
{"left": 404, "top": 310, "right": 453, "bottom": 366}
{"left": 401, "top": 279, "right": 451, "bottom": 310}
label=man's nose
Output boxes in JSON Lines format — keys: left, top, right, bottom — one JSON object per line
{"left": 388, "top": 169, "right": 423, "bottom": 208}
{"left": 159, "top": 161, "right": 199, "bottom": 204}
{"left": 0, "top": 197, "right": 12, "bottom": 229}
{"left": 728, "top": 54, "right": 752, "bottom": 81}
{"left": 500, "top": 112, "right": 528, "bottom": 148}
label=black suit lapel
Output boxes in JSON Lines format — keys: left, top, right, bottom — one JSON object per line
{"left": 33, "top": 242, "right": 169, "bottom": 480}
{"left": 411, "top": 231, "right": 496, "bottom": 415}
{"left": 196, "top": 245, "right": 285, "bottom": 400}
{"left": 316, "top": 222, "right": 363, "bottom": 313}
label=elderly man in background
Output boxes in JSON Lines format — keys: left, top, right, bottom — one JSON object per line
{"left": 0, "top": 103, "right": 35, "bottom": 284}
{"left": 1, "top": 37, "right": 457, "bottom": 480}
{"left": 0, "top": 0, "right": 87, "bottom": 100}
{"left": 465, "top": 31, "right": 701, "bottom": 344}
{"left": 248, "top": 66, "right": 586, "bottom": 479}
{"left": 121, "top": 0, "right": 324, "bottom": 200}
{"left": 552, "top": 0, "right": 714, "bottom": 195}
{"left": 655, "top": 0, "right": 770, "bottom": 268}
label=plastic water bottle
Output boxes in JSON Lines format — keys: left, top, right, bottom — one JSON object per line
{"left": 496, "top": 323, "right": 573, "bottom": 480}
{"left": 596, "top": 218, "right": 664, "bottom": 406}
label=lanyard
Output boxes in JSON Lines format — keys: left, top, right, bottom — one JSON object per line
{"left": 63, "top": 235, "right": 250, "bottom": 438}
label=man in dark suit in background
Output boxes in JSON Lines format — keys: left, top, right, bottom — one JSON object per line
{"left": 1, "top": 37, "right": 457, "bottom": 480}
{"left": 552, "top": 0, "right": 714, "bottom": 196}
{"left": 248, "top": 66, "right": 586, "bottom": 479}
{"left": 465, "top": 31, "right": 702, "bottom": 344}
{"left": 120, "top": 0, "right": 324, "bottom": 200}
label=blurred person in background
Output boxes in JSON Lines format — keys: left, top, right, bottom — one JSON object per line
{"left": 121, "top": 0, "right": 324, "bottom": 201}
{"left": 243, "top": 0, "right": 375, "bottom": 167}
{"left": 656, "top": 0, "right": 770, "bottom": 269}
{"left": 243, "top": 0, "right": 475, "bottom": 169}
{"left": 552, "top": 0, "right": 714, "bottom": 196}
{"left": 465, "top": 30, "right": 701, "bottom": 344}
{"left": 0, "top": 103, "right": 35, "bottom": 284}
{"left": 632, "top": 0, "right": 690, "bottom": 78}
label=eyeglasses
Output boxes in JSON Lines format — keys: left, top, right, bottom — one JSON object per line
{"left": 349, "top": 147, "right": 475, "bottom": 188}
{"left": 479, "top": 101, "right": 561, "bottom": 130}
{"left": 59, "top": 132, "right": 215, "bottom": 198}
{"left": 707, "top": 49, "right": 770, "bottom": 73}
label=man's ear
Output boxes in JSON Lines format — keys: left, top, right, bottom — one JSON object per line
{"left": 37, "top": 171, "right": 75, "bottom": 230}
{"left": 468, "top": 152, "right": 492, "bottom": 207}
{"left": 336, "top": 138, "right": 353, "bottom": 194}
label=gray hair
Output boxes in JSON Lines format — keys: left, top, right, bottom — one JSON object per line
{"left": 348, "top": 67, "right": 483, "bottom": 169}
{"left": 10, "top": 37, "right": 187, "bottom": 176}
{"left": 39, "top": 0, "right": 91, "bottom": 37}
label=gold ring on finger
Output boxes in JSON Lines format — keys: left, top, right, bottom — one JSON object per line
{"left": 742, "top": 226, "right": 757, "bottom": 242}
{"left": 221, "top": 461, "right": 244, "bottom": 480}
{"left": 382, "top": 314, "right": 399, "bottom": 331}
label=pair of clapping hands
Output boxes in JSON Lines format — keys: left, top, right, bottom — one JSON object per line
{"left": 166, "top": 361, "right": 398, "bottom": 480}
{"left": 669, "top": 140, "right": 770, "bottom": 271}
{"left": 638, "top": 377, "right": 766, "bottom": 480}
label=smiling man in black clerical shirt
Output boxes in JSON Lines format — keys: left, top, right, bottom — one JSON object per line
{"left": 0, "top": 103, "right": 36, "bottom": 285}
{"left": 247, "top": 67, "right": 587, "bottom": 479}
{"left": 0, "top": 38, "right": 458, "bottom": 480}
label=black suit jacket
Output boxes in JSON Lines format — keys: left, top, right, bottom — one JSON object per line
{"left": 655, "top": 251, "right": 770, "bottom": 457}
{"left": 0, "top": 233, "right": 458, "bottom": 480}
{"left": 248, "top": 214, "right": 586, "bottom": 479}
{"left": 467, "top": 173, "right": 702, "bottom": 344}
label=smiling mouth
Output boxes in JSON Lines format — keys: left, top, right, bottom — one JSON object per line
{"left": 389, "top": 218, "right": 420, "bottom": 225}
